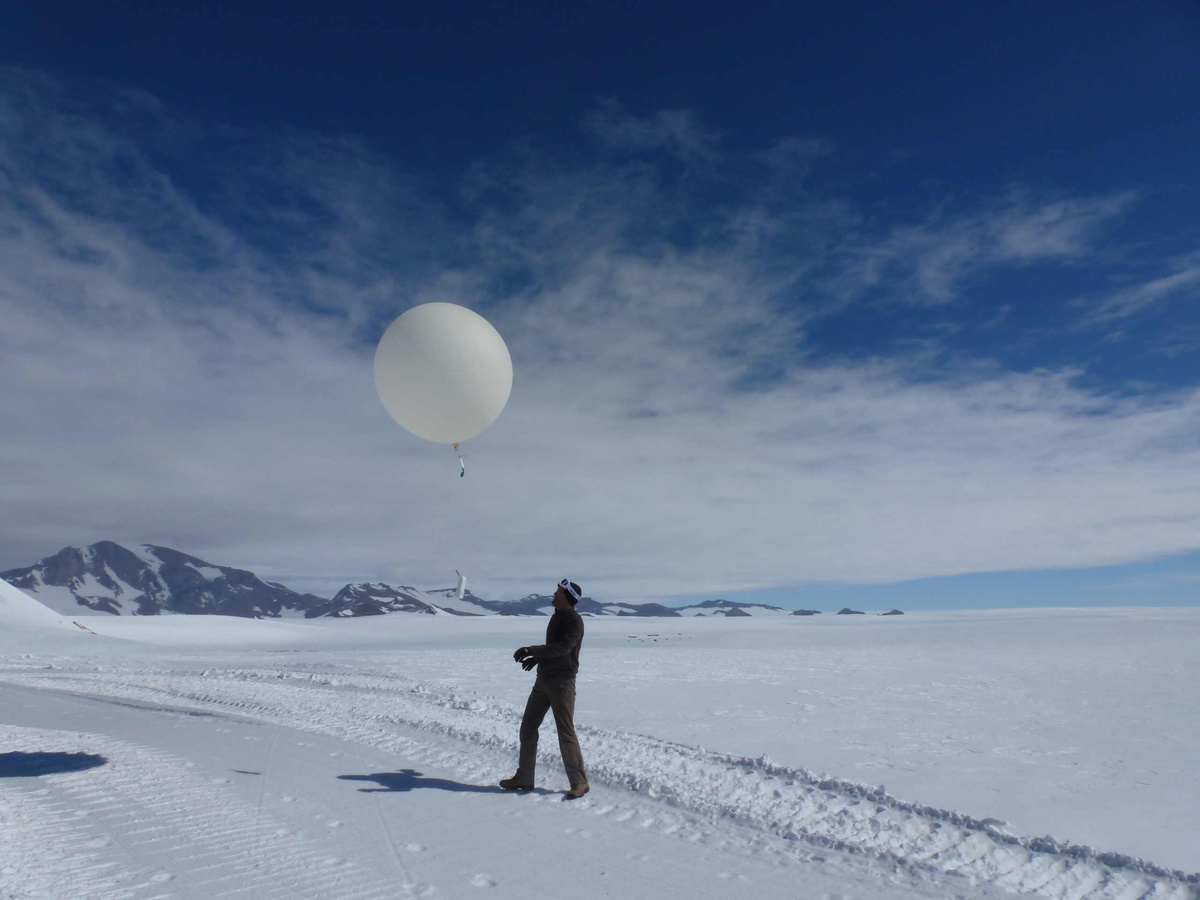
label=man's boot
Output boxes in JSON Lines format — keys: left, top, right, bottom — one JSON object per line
{"left": 499, "top": 776, "right": 534, "bottom": 791}
{"left": 564, "top": 783, "right": 589, "bottom": 799}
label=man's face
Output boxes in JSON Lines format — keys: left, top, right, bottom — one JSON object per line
{"left": 552, "top": 588, "right": 571, "bottom": 610}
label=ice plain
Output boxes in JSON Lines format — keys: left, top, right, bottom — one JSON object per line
{"left": 1, "top": 581, "right": 1197, "bottom": 899}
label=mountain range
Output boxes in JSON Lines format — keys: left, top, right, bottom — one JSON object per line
{"left": 0, "top": 542, "right": 825, "bottom": 619}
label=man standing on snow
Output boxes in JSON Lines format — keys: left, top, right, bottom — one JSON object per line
{"left": 501, "top": 579, "right": 589, "bottom": 799}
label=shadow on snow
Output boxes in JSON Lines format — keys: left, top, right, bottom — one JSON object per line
{"left": 0, "top": 751, "right": 108, "bottom": 778}
{"left": 339, "top": 770, "right": 555, "bottom": 796}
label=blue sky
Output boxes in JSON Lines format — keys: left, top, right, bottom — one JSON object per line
{"left": 1, "top": 1, "right": 1199, "bottom": 608}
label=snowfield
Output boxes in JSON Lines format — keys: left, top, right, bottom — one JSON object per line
{"left": 1, "top": 584, "right": 1197, "bottom": 899}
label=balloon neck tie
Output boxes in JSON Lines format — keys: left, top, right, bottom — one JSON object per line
{"left": 452, "top": 442, "right": 466, "bottom": 477}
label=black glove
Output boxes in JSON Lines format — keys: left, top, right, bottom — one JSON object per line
{"left": 513, "top": 646, "right": 531, "bottom": 662}
{"left": 520, "top": 656, "right": 537, "bottom": 672}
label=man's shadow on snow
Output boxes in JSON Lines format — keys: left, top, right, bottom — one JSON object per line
{"left": 0, "top": 752, "right": 107, "bottom": 778}
{"left": 340, "top": 770, "right": 555, "bottom": 796}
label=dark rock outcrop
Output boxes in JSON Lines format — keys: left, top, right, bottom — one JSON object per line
{"left": 308, "top": 583, "right": 439, "bottom": 618}
{"left": 676, "top": 599, "right": 788, "bottom": 615}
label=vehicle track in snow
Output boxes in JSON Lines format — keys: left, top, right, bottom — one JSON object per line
{"left": 0, "top": 723, "right": 413, "bottom": 900}
{"left": 4, "top": 661, "right": 1197, "bottom": 900}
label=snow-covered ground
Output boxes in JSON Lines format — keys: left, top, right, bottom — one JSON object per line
{"left": 1, "top": 584, "right": 1197, "bottom": 899}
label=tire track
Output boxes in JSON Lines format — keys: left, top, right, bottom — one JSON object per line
{"left": 8, "top": 664, "right": 1198, "bottom": 900}
{"left": 0, "top": 724, "right": 409, "bottom": 900}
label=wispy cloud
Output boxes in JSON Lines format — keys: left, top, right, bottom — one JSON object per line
{"left": 1083, "top": 251, "right": 1200, "bottom": 324}
{"left": 836, "top": 191, "right": 1137, "bottom": 304}
{"left": 584, "top": 101, "right": 721, "bottom": 173}
{"left": 2, "top": 69, "right": 1197, "bottom": 604}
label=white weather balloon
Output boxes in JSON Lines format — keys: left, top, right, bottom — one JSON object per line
{"left": 373, "top": 302, "right": 513, "bottom": 447}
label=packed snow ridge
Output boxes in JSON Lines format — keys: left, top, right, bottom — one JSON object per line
{"left": 4, "top": 657, "right": 1195, "bottom": 900}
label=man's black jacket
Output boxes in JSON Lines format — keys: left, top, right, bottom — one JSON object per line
{"left": 529, "top": 607, "right": 584, "bottom": 679}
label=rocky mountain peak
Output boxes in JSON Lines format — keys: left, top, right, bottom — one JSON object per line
{"left": 1, "top": 542, "right": 325, "bottom": 618}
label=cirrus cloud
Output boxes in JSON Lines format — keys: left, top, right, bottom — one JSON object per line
{"left": 2, "top": 68, "right": 1196, "bottom": 606}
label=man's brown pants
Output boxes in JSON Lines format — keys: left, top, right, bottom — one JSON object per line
{"left": 515, "top": 675, "right": 587, "bottom": 788}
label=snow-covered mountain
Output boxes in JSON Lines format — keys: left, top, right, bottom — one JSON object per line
{"left": 462, "top": 595, "right": 802, "bottom": 618}
{"left": 2, "top": 542, "right": 878, "bottom": 619}
{"left": 474, "top": 594, "right": 690, "bottom": 617}
{"left": 674, "top": 598, "right": 794, "bottom": 617}
{"left": 306, "top": 589, "right": 677, "bottom": 618}
{"left": 1, "top": 542, "right": 326, "bottom": 618}
{"left": 289, "top": 587, "right": 698, "bottom": 619}
{"left": 309, "top": 583, "right": 494, "bottom": 618}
